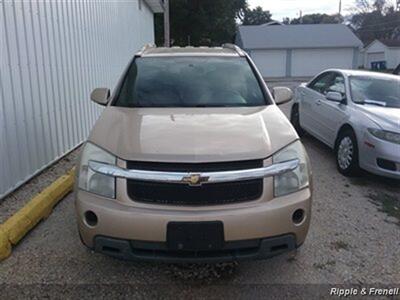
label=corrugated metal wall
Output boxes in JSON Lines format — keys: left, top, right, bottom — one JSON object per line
{"left": 0, "top": 0, "right": 155, "bottom": 199}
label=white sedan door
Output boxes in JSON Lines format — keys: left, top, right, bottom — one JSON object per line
{"left": 299, "top": 72, "right": 334, "bottom": 141}
{"left": 313, "top": 73, "right": 349, "bottom": 147}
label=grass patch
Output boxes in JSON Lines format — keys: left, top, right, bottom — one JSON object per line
{"left": 332, "top": 240, "right": 350, "bottom": 251}
{"left": 367, "top": 192, "right": 400, "bottom": 226}
{"left": 313, "top": 260, "right": 336, "bottom": 270}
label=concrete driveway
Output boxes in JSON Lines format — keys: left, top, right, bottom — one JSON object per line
{"left": 1, "top": 134, "right": 399, "bottom": 298}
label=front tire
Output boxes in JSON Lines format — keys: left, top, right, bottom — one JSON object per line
{"left": 335, "top": 129, "right": 360, "bottom": 176}
{"left": 290, "top": 105, "right": 304, "bottom": 137}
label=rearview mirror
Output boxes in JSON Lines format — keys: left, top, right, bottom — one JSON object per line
{"left": 91, "top": 88, "right": 110, "bottom": 106}
{"left": 273, "top": 87, "right": 293, "bottom": 105}
{"left": 326, "top": 91, "right": 343, "bottom": 103}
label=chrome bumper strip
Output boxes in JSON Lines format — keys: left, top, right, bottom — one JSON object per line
{"left": 88, "top": 159, "right": 299, "bottom": 186}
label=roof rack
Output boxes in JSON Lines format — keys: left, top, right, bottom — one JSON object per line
{"left": 135, "top": 43, "right": 155, "bottom": 56}
{"left": 222, "top": 43, "right": 246, "bottom": 56}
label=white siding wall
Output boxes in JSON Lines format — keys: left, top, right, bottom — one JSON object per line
{"left": 291, "top": 48, "right": 354, "bottom": 77}
{"left": 251, "top": 48, "right": 356, "bottom": 78}
{"left": 386, "top": 48, "right": 400, "bottom": 69}
{"left": 250, "top": 50, "right": 287, "bottom": 78}
{"left": 0, "top": 0, "right": 155, "bottom": 199}
{"left": 363, "top": 41, "right": 386, "bottom": 69}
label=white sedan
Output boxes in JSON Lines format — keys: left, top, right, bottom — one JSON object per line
{"left": 290, "top": 69, "right": 400, "bottom": 179}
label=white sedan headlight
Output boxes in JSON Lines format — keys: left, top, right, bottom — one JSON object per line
{"left": 273, "top": 141, "right": 310, "bottom": 197}
{"left": 78, "top": 142, "right": 116, "bottom": 198}
{"left": 368, "top": 128, "right": 400, "bottom": 145}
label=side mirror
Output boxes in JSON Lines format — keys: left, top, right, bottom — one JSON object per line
{"left": 326, "top": 91, "right": 343, "bottom": 103}
{"left": 91, "top": 88, "right": 110, "bottom": 106}
{"left": 273, "top": 87, "right": 293, "bottom": 105}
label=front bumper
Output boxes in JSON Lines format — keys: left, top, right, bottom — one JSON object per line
{"left": 75, "top": 186, "right": 311, "bottom": 262}
{"left": 92, "top": 234, "right": 297, "bottom": 263}
{"left": 360, "top": 133, "right": 400, "bottom": 179}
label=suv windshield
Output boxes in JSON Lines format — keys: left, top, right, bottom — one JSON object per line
{"left": 350, "top": 75, "right": 400, "bottom": 108}
{"left": 113, "top": 56, "right": 268, "bottom": 107}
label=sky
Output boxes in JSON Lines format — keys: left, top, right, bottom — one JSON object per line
{"left": 248, "top": 0, "right": 397, "bottom": 21}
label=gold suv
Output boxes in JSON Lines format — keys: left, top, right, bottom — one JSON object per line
{"left": 75, "top": 44, "right": 312, "bottom": 263}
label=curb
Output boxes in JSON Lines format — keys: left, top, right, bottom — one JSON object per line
{"left": 0, "top": 168, "right": 75, "bottom": 261}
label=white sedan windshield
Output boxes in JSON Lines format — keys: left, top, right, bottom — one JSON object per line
{"left": 350, "top": 76, "right": 400, "bottom": 108}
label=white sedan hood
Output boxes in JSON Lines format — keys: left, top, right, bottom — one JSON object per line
{"left": 358, "top": 105, "right": 400, "bottom": 132}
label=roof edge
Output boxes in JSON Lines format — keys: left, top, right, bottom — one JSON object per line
{"left": 243, "top": 45, "right": 362, "bottom": 50}
{"left": 238, "top": 24, "right": 363, "bottom": 49}
{"left": 363, "top": 39, "right": 400, "bottom": 50}
{"left": 144, "top": 0, "right": 164, "bottom": 13}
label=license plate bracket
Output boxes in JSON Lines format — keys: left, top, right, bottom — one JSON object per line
{"left": 167, "top": 221, "right": 224, "bottom": 251}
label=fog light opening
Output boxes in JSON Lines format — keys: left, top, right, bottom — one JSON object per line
{"left": 102, "top": 246, "right": 120, "bottom": 253}
{"left": 292, "top": 209, "right": 305, "bottom": 225}
{"left": 84, "top": 211, "right": 98, "bottom": 227}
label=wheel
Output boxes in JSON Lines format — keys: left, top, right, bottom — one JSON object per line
{"left": 290, "top": 105, "right": 304, "bottom": 136}
{"left": 335, "top": 129, "right": 360, "bottom": 176}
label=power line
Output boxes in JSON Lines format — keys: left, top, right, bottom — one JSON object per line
{"left": 352, "top": 19, "right": 400, "bottom": 28}
{"left": 357, "top": 25, "right": 399, "bottom": 32}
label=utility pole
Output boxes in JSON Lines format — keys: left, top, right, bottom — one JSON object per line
{"left": 339, "top": 0, "right": 342, "bottom": 15}
{"left": 164, "top": 0, "right": 170, "bottom": 47}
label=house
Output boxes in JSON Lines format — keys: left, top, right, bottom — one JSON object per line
{"left": 363, "top": 39, "right": 400, "bottom": 70}
{"left": 0, "top": 0, "right": 164, "bottom": 199}
{"left": 236, "top": 24, "right": 363, "bottom": 78}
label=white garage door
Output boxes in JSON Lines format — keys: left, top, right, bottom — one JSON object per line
{"left": 366, "top": 52, "right": 385, "bottom": 68}
{"left": 250, "top": 50, "right": 286, "bottom": 78}
{"left": 291, "top": 48, "right": 354, "bottom": 77}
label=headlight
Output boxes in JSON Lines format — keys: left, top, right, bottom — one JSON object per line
{"left": 78, "top": 142, "right": 116, "bottom": 198}
{"left": 368, "top": 128, "right": 400, "bottom": 145}
{"left": 273, "top": 140, "right": 310, "bottom": 197}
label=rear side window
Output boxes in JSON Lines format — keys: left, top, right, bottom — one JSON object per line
{"left": 113, "top": 56, "right": 268, "bottom": 107}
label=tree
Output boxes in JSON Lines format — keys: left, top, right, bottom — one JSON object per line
{"left": 154, "top": 0, "right": 247, "bottom": 47}
{"left": 373, "top": 0, "right": 387, "bottom": 12}
{"left": 241, "top": 6, "right": 272, "bottom": 25}
{"left": 350, "top": 0, "right": 400, "bottom": 44}
{"left": 289, "top": 13, "right": 343, "bottom": 24}
{"left": 352, "top": 0, "right": 390, "bottom": 13}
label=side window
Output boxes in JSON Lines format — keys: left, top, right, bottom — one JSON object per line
{"left": 308, "top": 72, "right": 333, "bottom": 95}
{"left": 327, "top": 74, "right": 346, "bottom": 96}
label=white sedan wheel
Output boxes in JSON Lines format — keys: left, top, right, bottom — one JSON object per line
{"left": 337, "top": 136, "right": 354, "bottom": 170}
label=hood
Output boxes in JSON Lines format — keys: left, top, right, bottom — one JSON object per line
{"left": 358, "top": 105, "right": 400, "bottom": 132}
{"left": 88, "top": 106, "right": 298, "bottom": 162}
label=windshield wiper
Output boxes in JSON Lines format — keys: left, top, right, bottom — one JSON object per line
{"left": 192, "top": 104, "right": 230, "bottom": 107}
{"left": 362, "top": 99, "right": 387, "bottom": 107}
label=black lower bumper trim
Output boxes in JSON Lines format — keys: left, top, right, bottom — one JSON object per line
{"left": 93, "top": 234, "right": 297, "bottom": 263}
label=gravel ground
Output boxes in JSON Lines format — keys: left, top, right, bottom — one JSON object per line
{"left": 0, "top": 147, "right": 81, "bottom": 224}
{"left": 0, "top": 135, "right": 399, "bottom": 299}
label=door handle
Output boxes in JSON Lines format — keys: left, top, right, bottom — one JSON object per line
{"left": 316, "top": 100, "right": 322, "bottom": 105}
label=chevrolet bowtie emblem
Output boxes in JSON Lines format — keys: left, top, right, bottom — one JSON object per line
{"left": 181, "top": 174, "right": 209, "bottom": 186}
